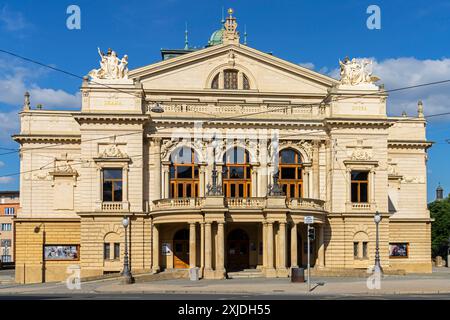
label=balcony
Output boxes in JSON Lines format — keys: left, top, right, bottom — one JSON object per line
{"left": 151, "top": 196, "right": 326, "bottom": 213}
{"left": 96, "top": 201, "right": 130, "bottom": 212}
{"left": 346, "top": 202, "right": 374, "bottom": 212}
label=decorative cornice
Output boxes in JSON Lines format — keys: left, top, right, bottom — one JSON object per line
{"left": 388, "top": 140, "right": 433, "bottom": 149}
{"left": 324, "top": 118, "right": 392, "bottom": 128}
{"left": 13, "top": 134, "right": 81, "bottom": 144}
{"left": 73, "top": 113, "right": 148, "bottom": 124}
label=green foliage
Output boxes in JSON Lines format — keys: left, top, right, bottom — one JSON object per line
{"left": 428, "top": 196, "right": 450, "bottom": 258}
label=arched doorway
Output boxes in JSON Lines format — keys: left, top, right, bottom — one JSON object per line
{"left": 173, "top": 228, "right": 189, "bottom": 269}
{"left": 227, "top": 228, "right": 250, "bottom": 271}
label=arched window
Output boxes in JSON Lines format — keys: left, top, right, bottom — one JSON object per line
{"left": 211, "top": 73, "right": 219, "bottom": 89}
{"left": 278, "top": 148, "right": 303, "bottom": 198}
{"left": 243, "top": 74, "right": 250, "bottom": 90}
{"left": 169, "top": 147, "right": 199, "bottom": 198}
{"left": 222, "top": 147, "right": 251, "bottom": 197}
{"left": 224, "top": 69, "right": 238, "bottom": 89}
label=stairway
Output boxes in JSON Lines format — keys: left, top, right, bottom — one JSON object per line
{"left": 227, "top": 269, "right": 264, "bottom": 279}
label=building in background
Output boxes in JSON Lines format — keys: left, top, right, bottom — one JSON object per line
{"left": 13, "top": 10, "right": 433, "bottom": 283}
{"left": 0, "top": 191, "right": 19, "bottom": 264}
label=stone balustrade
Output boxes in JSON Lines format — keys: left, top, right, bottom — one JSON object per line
{"left": 152, "top": 196, "right": 326, "bottom": 212}
{"left": 101, "top": 202, "right": 124, "bottom": 211}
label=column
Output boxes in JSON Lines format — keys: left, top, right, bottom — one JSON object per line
{"left": 279, "top": 222, "right": 287, "bottom": 270}
{"left": 290, "top": 222, "right": 298, "bottom": 268}
{"left": 151, "top": 138, "right": 161, "bottom": 200}
{"left": 200, "top": 222, "right": 205, "bottom": 272}
{"left": 303, "top": 167, "right": 310, "bottom": 198}
{"left": 316, "top": 225, "right": 325, "bottom": 268}
{"left": 152, "top": 223, "right": 160, "bottom": 272}
{"left": 251, "top": 166, "right": 258, "bottom": 197}
{"left": 312, "top": 141, "right": 320, "bottom": 199}
{"left": 199, "top": 165, "right": 206, "bottom": 197}
{"left": 262, "top": 222, "right": 267, "bottom": 268}
{"left": 266, "top": 222, "right": 274, "bottom": 269}
{"left": 189, "top": 223, "right": 196, "bottom": 268}
{"left": 216, "top": 222, "right": 225, "bottom": 272}
{"left": 162, "top": 163, "right": 170, "bottom": 198}
{"left": 204, "top": 222, "right": 212, "bottom": 270}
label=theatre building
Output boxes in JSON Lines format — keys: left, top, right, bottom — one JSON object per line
{"left": 13, "top": 11, "right": 432, "bottom": 283}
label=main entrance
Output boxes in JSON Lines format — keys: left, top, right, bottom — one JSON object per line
{"left": 226, "top": 228, "right": 250, "bottom": 271}
{"left": 173, "top": 229, "right": 189, "bottom": 269}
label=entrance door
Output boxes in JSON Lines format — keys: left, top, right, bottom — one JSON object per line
{"left": 173, "top": 229, "right": 189, "bottom": 269}
{"left": 227, "top": 229, "right": 250, "bottom": 271}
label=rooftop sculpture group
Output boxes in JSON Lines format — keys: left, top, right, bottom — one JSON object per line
{"left": 88, "top": 47, "right": 128, "bottom": 80}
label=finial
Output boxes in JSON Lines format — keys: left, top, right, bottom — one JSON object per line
{"left": 228, "top": 8, "right": 234, "bottom": 17}
{"left": 23, "top": 91, "right": 30, "bottom": 111}
{"left": 184, "top": 22, "right": 189, "bottom": 50}
{"left": 417, "top": 100, "right": 424, "bottom": 118}
{"left": 244, "top": 25, "right": 247, "bottom": 45}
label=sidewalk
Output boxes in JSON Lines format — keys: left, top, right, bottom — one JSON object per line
{"left": 0, "top": 269, "right": 448, "bottom": 297}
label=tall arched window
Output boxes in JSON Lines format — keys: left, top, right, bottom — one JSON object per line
{"left": 243, "top": 74, "right": 250, "bottom": 90}
{"left": 169, "top": 147, "right": 199, "bottom": 198}
{"left": 211, "top": 73, "right": 219, "bottom": 89}
{"left": 278, "top": 148, "right": 303, "bottom": 198}
{"left": 222, "top": 147, "right": 251, "bottom": 197}
{"left": 224, "top": 69, "right": 238, "bottom": 89}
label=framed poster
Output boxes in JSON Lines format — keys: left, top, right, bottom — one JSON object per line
{"left": 161, "top": 242, "right": 172, "bottom": 256}
{"left": 389, "top": 243, "right": 408, "bottom": 258}
{"left": 44, "top": 245, "right": 79, "bottom": 260}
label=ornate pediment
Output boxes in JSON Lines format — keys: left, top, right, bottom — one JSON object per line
{"left": 98, "top": 144, "right": 128, "bottom": 159}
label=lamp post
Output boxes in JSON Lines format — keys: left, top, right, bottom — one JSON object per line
{"left": 373, "top": 211, "right": 383, "bottom": 274}
{"left": 122, "top": 217, "right": 134, "bottom": 284}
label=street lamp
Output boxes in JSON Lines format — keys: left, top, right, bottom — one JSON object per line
{"left": 373, "top": 211, "right": 383, "bottom": 274}
{"left": 122, "top": 217, "right": 134, "bottom": 284}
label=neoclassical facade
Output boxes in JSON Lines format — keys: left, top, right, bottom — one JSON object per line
{"left": 13, "top": 11, "right": 432, "bottom": 283}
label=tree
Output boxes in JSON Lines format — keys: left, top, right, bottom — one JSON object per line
{"left": 428, "top": 196, "right": 450, "bottom": 259}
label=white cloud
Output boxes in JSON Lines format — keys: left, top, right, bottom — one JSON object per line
{"left": 0, "top": 176, "right": 13, "bottom": 184}
{"left": 298, "top": 62, "right": 315, "bottom": 70}
{"left": 0, "top": 5, "right": 28, "bottom": 31}
{"left": 328, "top": 57, "right": 450, "bottom": 117}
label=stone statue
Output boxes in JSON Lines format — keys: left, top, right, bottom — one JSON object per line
{"left": 339, "top": 57, "right": 380, "bottom": 85}
{"left": 88, "top": 47, "right": 129, "bottom": 80}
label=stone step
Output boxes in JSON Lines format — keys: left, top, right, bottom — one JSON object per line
{"left": 227, "top": 269, "right": 264, "bottom": 279}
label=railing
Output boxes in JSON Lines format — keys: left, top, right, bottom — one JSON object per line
{"left": 152, "top": 198, "right": 205, "bottom": 210}
{"left": 286, "top": 198, "right": 325, "bottom": 211}
{"left": 351, "top": 202, "right": 372, "bottom": 210}
{"left": 147, "top": 103, "right": 325, "bottom": 119}
{"left": 102, "top": 202, "right": 124, "bottom": 211}
{"left": 225, "top": 197, "right": 266, "bottom": 209}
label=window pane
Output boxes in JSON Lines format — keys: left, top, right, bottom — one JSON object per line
{"left": 194, "top": 167, "right": 199, "bottom": 178}
{"left": 360, "top": 183, "right": 368, "bottom": 202}
{"left": 171, "top": 147, "right": 192, "bottom": 164}
{"left": 231, "top": 184, "right": 236, "bottom": 197}
{"left": 229, "top": 167, "right": 244, "bottom": 179}
{"left": 169, "top": 166, "right": 175, "bottom": 179}
{"left": 178, "top": 184, "right": 183, "bottom": 198}
{"left": 113, "top": 181, "right": 123, "bottom": 201}
{"left": 351, "top": 171, "right": 368, "bottom": 181}
{"left": 290, "top": 184, "right": 295, "bottom": 197}
{"left": 351, "top": 183, "right": 358, "bottom": 202}
{"left": 246, "top": 167, "right": 251, "bottom": 179}
{"left": 280, "top": 149, "right": 296, "bottom": 164}
{"left": 281, "top": 167, "right": 296, "bottom": 179}
{"left": 211, "top": 74, "right": 219, "bottom": 89}
{"left": 238, "top": 184, "right": 244, "bottom": 197}
{"left": 104, "top": 169, "right": 122, "bottom": 179}
{"left": 243, "top": 74, "right": 250, "bottom": 90}
{"left": 362, "top": 242, "right": 368, "bottom": 258}
{"left": 170, "top": 184, "right": 175, "bottom": 198}
{"left": 104, "top": 243, "right": 110, "bottom": 260}
{"left": 114, "top": 243, "right": 120, "bottom": 259}
{"left": 297, "top": 168, "right": 302, "bottom": 179}
{"left": 186, "top": 184, "right": 192, "bottom": 197}
{"left": 103, "top": 181, "right": 113, "bottom": 201}
{"left": 353, "top": 242, "right": 359, "bottom": 258}
{"left": 224, "top": 70, "right": 238, "bottom": 89}
{"left": 177, "top": 166, "right": 193, "bottom": 179}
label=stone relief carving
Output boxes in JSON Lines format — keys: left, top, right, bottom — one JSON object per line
{"left": 53, "top": 154, "right": 77, "bottom": 175}
{"left": 401, "top": 176, "right": 425, "bottom": 184}
{"left": 99, "top": 144, "right": 128, "bottom": 158}
{"left": 161, "top": 138, "right": 179, "bottom": 160}
{"left": 339, "top": 57, "right": 379, "bottom": 85}
{"left": 348, "top": 140, "right": 372, "bottom": 161}
{"left": 88, "top": 47, "right": 128, "bottom": 80}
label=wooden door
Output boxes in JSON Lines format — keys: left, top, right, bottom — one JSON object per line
{"left": 173, "top": 240, "right": 189, "bottom": 269}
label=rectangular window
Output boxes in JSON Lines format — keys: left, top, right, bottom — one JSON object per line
{"left": 114, "top": 243, "right": 120, "bottom": 260}
{"left": 103, "top": 168, "right": 123, "bottom": 202}
{"left": 4, "top": 207, "right": 15, "bottom": 215}
{"left": 1, "top": 239, "right": 11, "bottom": 247}
{"left": 362, "top": 242, "right": 368, "bottom": 258}
{"left": 1, "top": 224, "right": 11, "bottom": 231}
{"left": 1, "top": 255, "right": 11, "bottom": 263}
{"left": 351, "top": 171, "right": 369, "bottom": 203}
{"left": 389, "top": 243, "right": 408, "bottom": 258}
{"left": 104, "top": 243, "right": 110, "bottom": 260}
{"left": 353, "top": 242, "right": 359, "bottom": 258}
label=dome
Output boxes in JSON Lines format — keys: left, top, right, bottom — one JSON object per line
{"left": 208, "top": 28, "right": 224, "bottom": 46}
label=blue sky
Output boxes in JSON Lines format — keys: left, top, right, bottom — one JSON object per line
{"left": 0, "top": 0, "right": 449, "bottom": 201}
